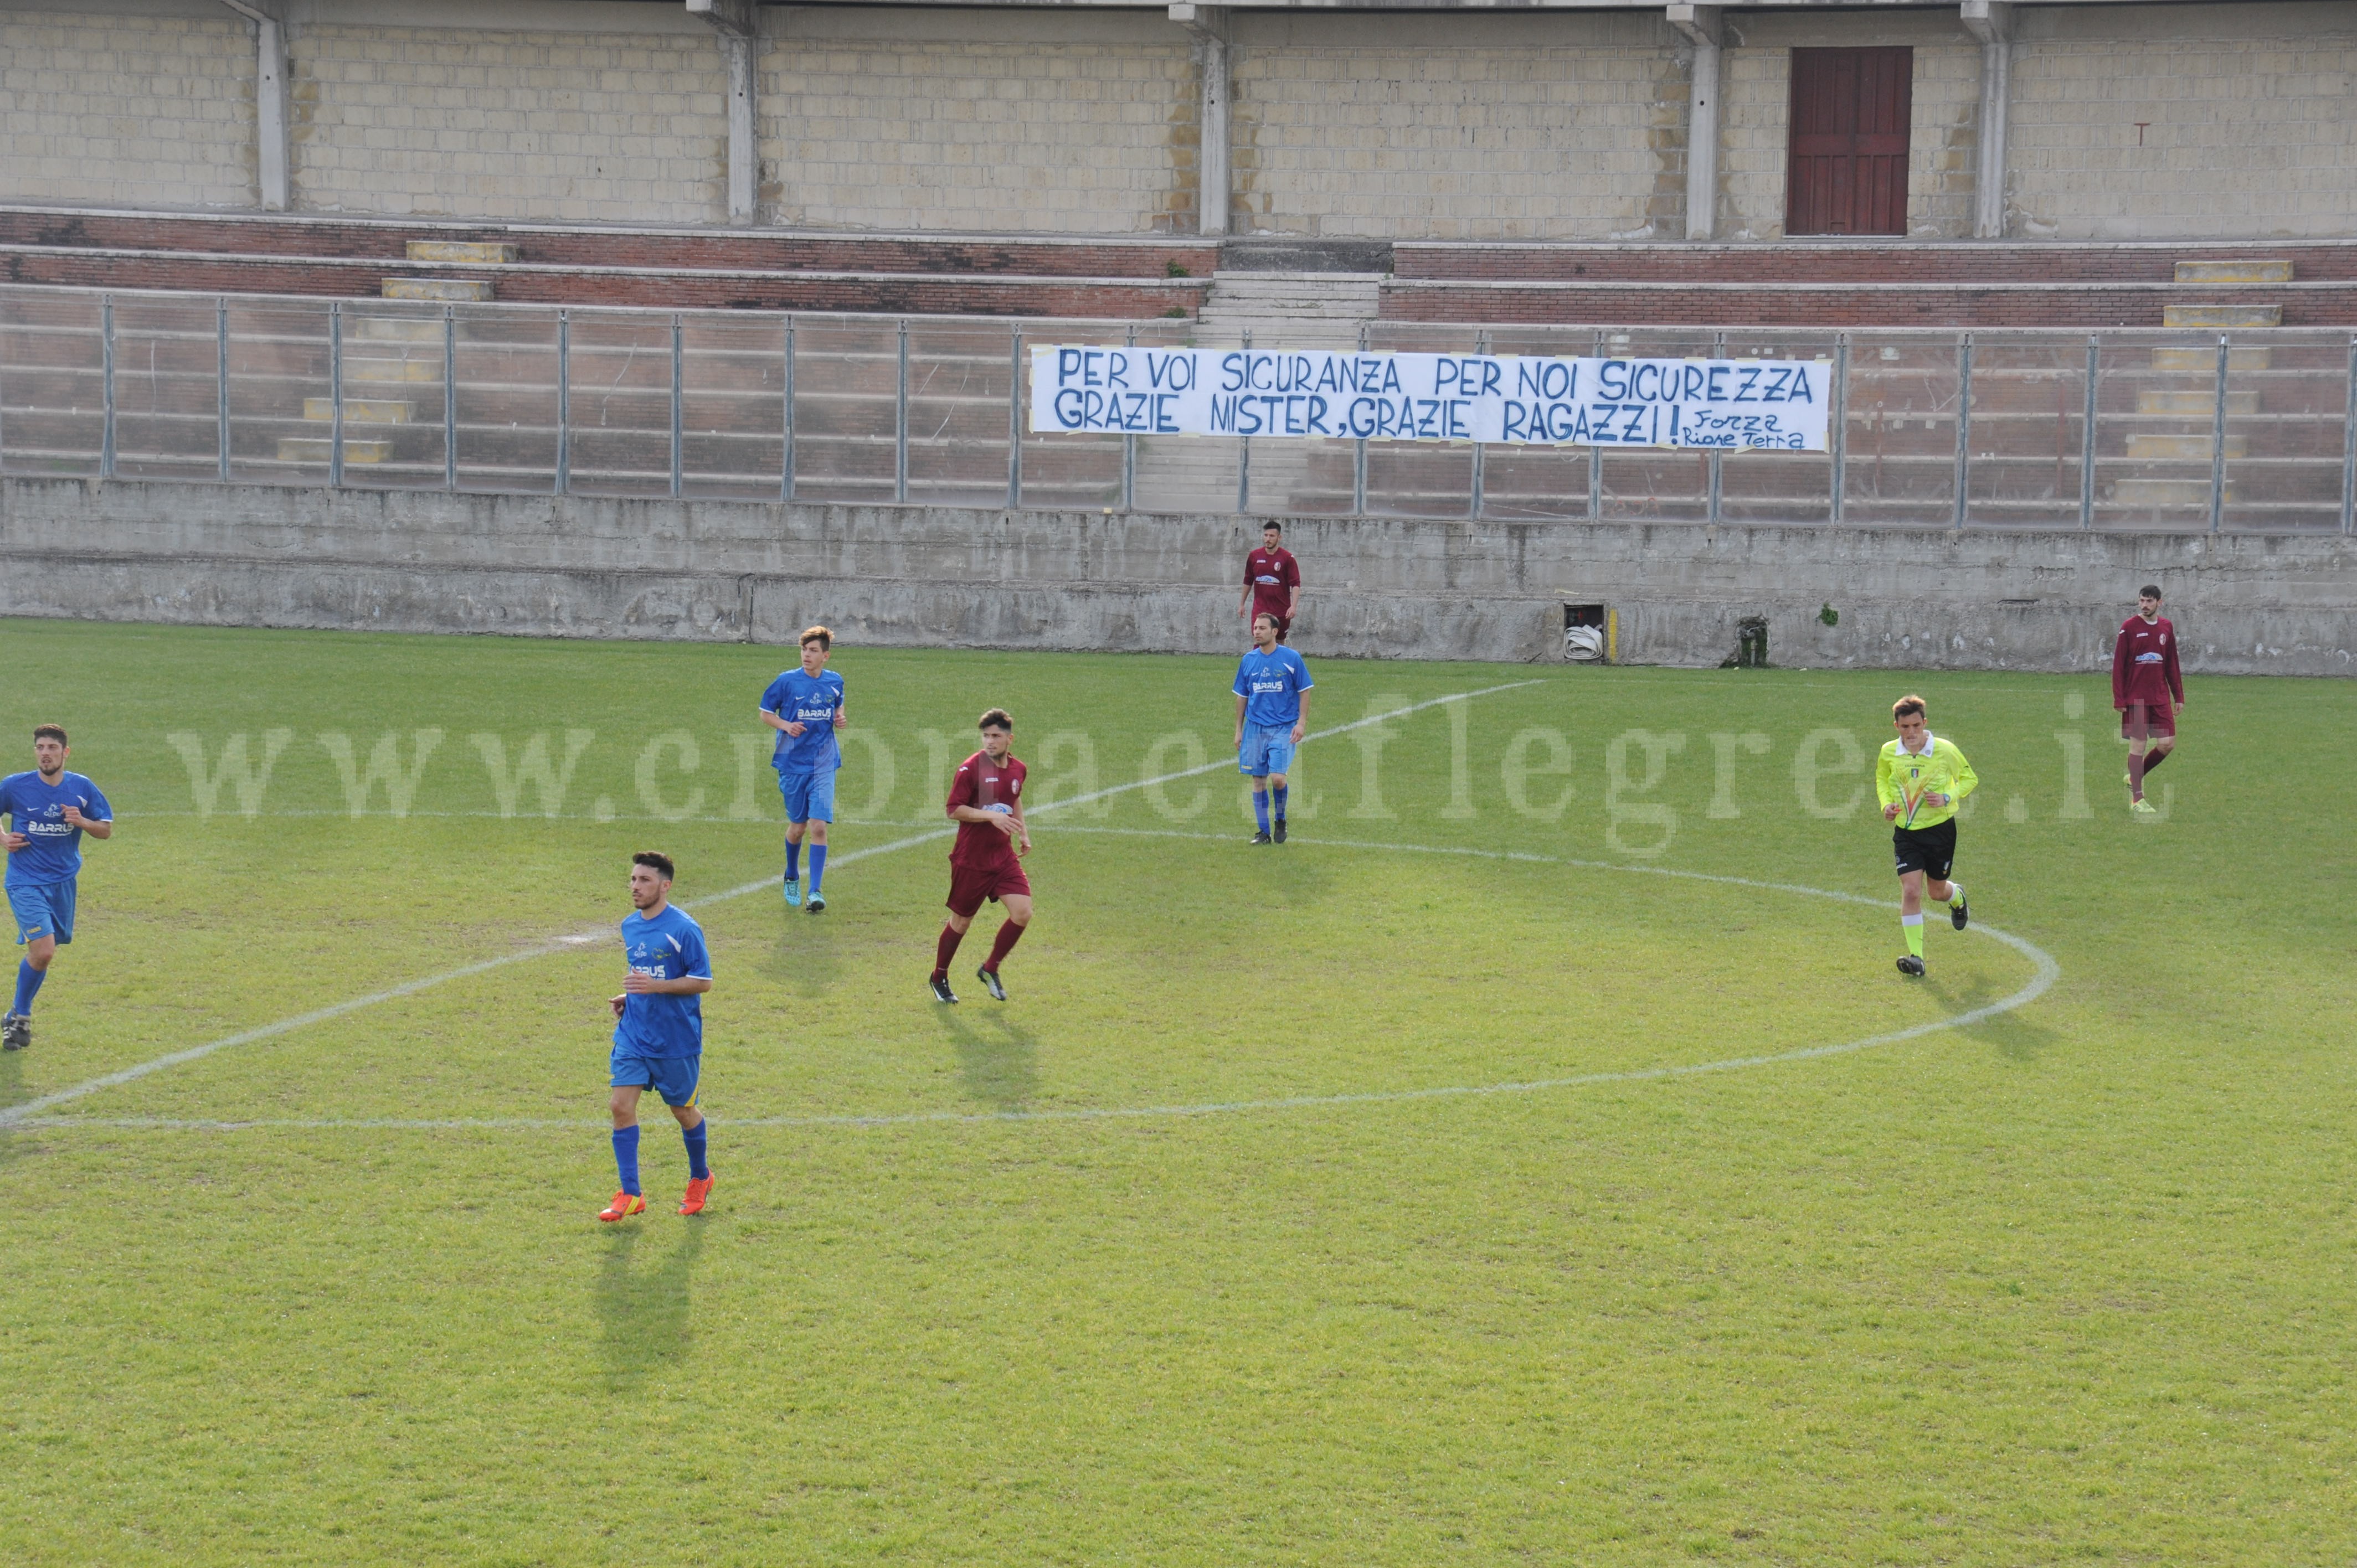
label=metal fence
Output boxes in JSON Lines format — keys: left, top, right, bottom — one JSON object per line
{"left": 3, "top": 283, "right": 2352, "bottom": 532}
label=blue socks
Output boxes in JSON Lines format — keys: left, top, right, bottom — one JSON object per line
{"left": 613, "top": 1122, "right": 706, "bottom": 1196}
{"left": 12, "top": 961, "right": 43, "bottom": 1016}
{"left": 1273, "top": 784, "right": 1289, "bottom": 824}
{"left": 612, "top": 1126, "right": 641, "bottom": 1195}
{"left": 1253, "top": 788, "right": 1270, "bottom": 832}
{"left": 808, "top": 844, "right": 827, "bottom": 896}
{"left": 785, "top": 838, "right": 800, "bottom": 880}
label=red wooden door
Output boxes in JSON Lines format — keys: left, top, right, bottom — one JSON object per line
{"left": 1786, "top": 47, "right": 1913, "bottom": 236}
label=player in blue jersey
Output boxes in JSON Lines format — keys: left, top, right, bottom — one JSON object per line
{"left": 1232, "top": 613, "right": 1314, "bottom": 844}
{"left": 1, "top": 725, "right": 113, "bottom": 1051}
{"left": 759, "top": 626, "right": 848, "bottom": 914}
{"left": 600, "top": 851, "right": 716, "bottom": 1221}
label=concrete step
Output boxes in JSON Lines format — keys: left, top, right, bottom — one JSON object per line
{"left": 383, "top": 277, "right": 495, "bottom": 303}
{"left": 2174, "top": 259, "right": 2294, "bottom": 285}
{"left": 2152, "top": 345, "right": 2271, "bottom": 373}
{"left": 2136, "top": 389, "right": 2261, "bottom": 416}
{"left": 302, "top": 398, "right": 414, "bottom": 424}
{"left": 357, "top": 317, "right": 445, "bottom": 343}
{"left": 275, "top": 437, "right": 394, "bottom": 463}
{"left": 2162, "top": 302, "right": 2281, "bottom": 328}
{"left": 2124, "top": 432, "right": 2248, "bottom": 461}
{"left": 405, "top": 240, "right": 519, "bottom": 264}
{"left": 1196, "top": 271, "right": 1385, "bottom": 350}
{"left": 346, "top": 358, "right": 443, "bottom": 384}
{"left": 2113, "top": 478, "right": 2235, "bottom": 507}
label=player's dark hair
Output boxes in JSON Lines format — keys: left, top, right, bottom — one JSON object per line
{"left": 1891, "top": 695, "right": 1926, "bottom": 720}
{"left": 2139, "top": 585, "right": 2163, "bottom": 601}
{"left": 800, "top": 625, "right": 832, "bottom": 650}
{"left": 31, "top": 724, "right": 66, "bottom": 746}
{"left": 1263, "top": 520, "right": 1282, "bottom": 533}
{"left": 1253, "top": 611, "right": 1279, "bottom": 630}
{"left": 978, "top": 708, "right": 1013, "bottom": 733}
{"left": 632, "top": 850, "right": 676, "bottom": 880}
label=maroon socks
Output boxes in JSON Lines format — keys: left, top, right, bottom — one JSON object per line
{"left": 984, "top": 919, "right": 1026, "bottom": 971}
{"left": 932, "top": 924, "right": 964, "bottom": 982}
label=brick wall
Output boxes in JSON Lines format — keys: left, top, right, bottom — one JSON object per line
{"left": 0, "top": 10, "right": 255, "bottom": 210}
{"left": 290, "top": 24, "right": 727, "bottom": 225}
{"left": 762, "top": 9, "right": 1193, "bottom": 234}
{"left": 1229, "top": 12, "right": 1683, "bottom": 242}
{"left": 2006, "top": 5, "right": 2357, "bottom": 240}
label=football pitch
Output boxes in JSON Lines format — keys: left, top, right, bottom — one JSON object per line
{"left": 0, "top": 618, "right": 2350, "bottom": 1565}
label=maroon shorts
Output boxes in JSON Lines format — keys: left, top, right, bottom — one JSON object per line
{"left": 947, "top": 859, "right": 1031, "bottom": 919}
{"left": 2119, "top": 703, "right": 2178, "bottom": 740}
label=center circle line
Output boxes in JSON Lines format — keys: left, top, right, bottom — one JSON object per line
{"left": 14, "top": 829, "right": 2058, "bottom": 1134}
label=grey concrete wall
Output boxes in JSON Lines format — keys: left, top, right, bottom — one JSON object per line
{"left": 2, "top": 477, "right": 2351, "bottom": 675}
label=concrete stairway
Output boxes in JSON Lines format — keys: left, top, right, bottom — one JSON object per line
{"left": 279, "top": 240, "right": 513, "bottom": 463}
{"left": 1145, "top": 269, "right": 1385, "bottom": 515}
{"left": 2114, "top": 259, "right": 2287, "bottom": 513}
{"left": 1192, "top": 270, "right": 1383, "bottom": 349}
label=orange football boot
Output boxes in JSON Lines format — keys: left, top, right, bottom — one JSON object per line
{"left": 598, "top": 1190, "right": 647, "bottom": 1222}
{"left": 678, "top": 1176, "right": 714, "bottom": 1216}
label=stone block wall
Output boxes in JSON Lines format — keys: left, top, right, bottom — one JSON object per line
{"left": 761, "top": 9, "right": 1195, "bottom": 235}
{"left": 2006, "top": 3, "right": 2357, "bottom": 240}
{"left": 3, "top": 0, "right": 2354, "bottom": 248}
{"left": 5, "top": 477, "right": 2350, "bottom": 675}
{"left": 1715, "top": 11, "right": 1986, "bottom": 242}
{"left": 1228, "top": 12, "right": 1684, "bottom": 242}
{"left": 1717, "top": 47, "right": 1789, "bottom": 242}
{"left": 1904, "top": 42, "right": 1983, "bottom": 240}
{"left": 290, "top": 23, "right": 727, "bottom": 224}
{"left": 0, "top": 7, "right": 255, "bottom": 210}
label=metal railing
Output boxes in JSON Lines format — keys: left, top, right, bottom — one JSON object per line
{"left": 3, "top": 282, "right": 2352, "bottom": 533}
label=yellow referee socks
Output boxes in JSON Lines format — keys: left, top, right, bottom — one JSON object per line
{"left": 1901, "top": 914, "right": 1926, "bottom": 958}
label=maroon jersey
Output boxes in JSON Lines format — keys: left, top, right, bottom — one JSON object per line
{"left": 946, "top": 750, "right": 1026, "bottom": 871}
{"left": 1245, "top": 546, "right": 1300, "bottom": 622}
{"left": 2112, "top": 615, "right": 2185, "bottom": 709}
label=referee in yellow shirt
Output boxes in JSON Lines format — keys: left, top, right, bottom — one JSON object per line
{"left": 1875, "top": 694, "right": 1978, "bottom": 978}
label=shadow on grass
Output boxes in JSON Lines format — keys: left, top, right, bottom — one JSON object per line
{"left": 759, "top": 907, "right": 840, "bottom": 999}
{"left": 1928, "top": 966, "right": 2064, "bottom": 1064}
{"left": 0, "top": 1043, "right": 27, "bottom": 1175}
{"left": 596, "top": 1216, "right": 706, "bottom": 1394}
{"left": 934, "top": 1002, "right": 1038, "bottom": 1113}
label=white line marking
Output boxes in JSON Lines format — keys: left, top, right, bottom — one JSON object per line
{"left": 0, "top": 682, "right": 1542, "bottom": 1127}
{"left": 9, "top": 826, "right": 2058, "bottom": 1135}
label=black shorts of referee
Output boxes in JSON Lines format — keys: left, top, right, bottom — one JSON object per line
{"left": 1891, "top": 818, "right": 1957, "bottom": 881}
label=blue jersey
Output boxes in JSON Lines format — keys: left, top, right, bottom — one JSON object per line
{"left": 1, "top": 770, "right": 111, "bottom": 889}
{"left": 613, "top": 904, "right": 712, "bottom": 1059}
{"left": 760, "top": 668, "right": 845, "bottom": 774}
{"left": 1233, "top": 645, "right": 1314, "bottom": 730}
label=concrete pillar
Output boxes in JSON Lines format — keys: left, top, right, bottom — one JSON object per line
{"left": 1962, "top": 0, "right": 2015, "bottom": 240}
{"left": 1668, "top": 4, "right": 1723, "bottom": 243}
{"left": 689, "top": 0, "right": 760, "bottom": 225}
{"left": 219, "top": 1, "right": 289, "bottom": 210}
{"left": 1172, "top": 3, "right": 1231, "bottom": 238}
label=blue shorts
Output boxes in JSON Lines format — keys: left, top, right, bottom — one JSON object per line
{"left": 1238, "top": 724, "right": 1297, "bottom": 779}
{"left": 610, "top": 1047, "right": 702, "bottom": 1109}
{"left": 777, "top": 766, "right": 837, "bottom": 825}
{"left": 9, "top": 879, "right": 74, "bottom": 946}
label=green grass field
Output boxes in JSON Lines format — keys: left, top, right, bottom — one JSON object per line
{"left": 0, "top": 617, "right": 2350, "bottom": 1565}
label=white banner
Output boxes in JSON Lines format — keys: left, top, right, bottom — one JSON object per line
{"left": 1029, "top": 346, "right": 1830, "bottom": 452}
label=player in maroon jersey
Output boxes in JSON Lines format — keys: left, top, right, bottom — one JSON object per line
{"left": 2112, "top": 585, "right": 2186, "bottom": 816}
{"left": 1240, "top": 521, "right": 1302, "bottom": 643}
{"left": 929, "top": 709, "right": 1032, "bottom": 1003}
